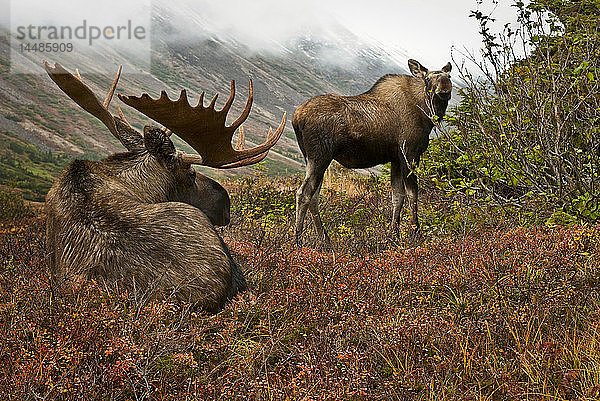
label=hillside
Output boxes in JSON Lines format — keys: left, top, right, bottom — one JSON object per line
{"left": 0, "top": 10, "right": 422, "bottom": 201}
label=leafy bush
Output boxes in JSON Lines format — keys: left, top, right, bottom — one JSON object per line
{"left": 424, "top": 0, "right": 600, "bottom": 221}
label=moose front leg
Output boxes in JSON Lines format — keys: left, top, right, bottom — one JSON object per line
{"left": 390, "top": 161, "right": 406, "bottom": 236}
{"left": 404, "top": 171, "right": 421, "bottom": 242}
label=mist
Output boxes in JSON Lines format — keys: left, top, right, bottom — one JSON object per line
{"left": 153, "top": 0, "right": 520, "bottom": 69}
{"left": 1, "top": 0, "right": 521, "bottom": 72}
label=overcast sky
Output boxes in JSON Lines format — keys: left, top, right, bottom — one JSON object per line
{"left": 1, "top": 0, "right": 521, "bottom": 70}
{"left": 326, "top": 0, "right": 519, "bottom": 66}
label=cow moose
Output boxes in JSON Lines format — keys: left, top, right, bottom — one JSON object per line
{"left": 292, "top": 59, "right": 452, "bottom": 246}
{"left": 44, "top": 61, "right": 286, "bottom": 313}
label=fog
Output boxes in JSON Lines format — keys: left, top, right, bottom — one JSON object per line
{"left": 156, "top": 0, "right": 519, "bottom": 67}
{"left": 2, "top": 0, "right": 520, "bottom": 70}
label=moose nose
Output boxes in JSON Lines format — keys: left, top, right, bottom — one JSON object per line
{"left": 436, "top": 90, "right": 451, "bottom": 100}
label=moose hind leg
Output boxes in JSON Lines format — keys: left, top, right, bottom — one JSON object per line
{"left": 308, "top": 182, "right": 331, "bottom": 246}
{"left": 390, "top": 161, "right": 406, "bottom": 236}
{"left": 295, "top": 160, "right": 328, "bottom": 246}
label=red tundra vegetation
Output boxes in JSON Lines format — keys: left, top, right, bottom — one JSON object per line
{"left": 0, "top": 175, "right": 599, "bottom": 400}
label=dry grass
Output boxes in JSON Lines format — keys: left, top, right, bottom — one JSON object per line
{"left": 0, "top": 174, "right": 599, "bottom": 400}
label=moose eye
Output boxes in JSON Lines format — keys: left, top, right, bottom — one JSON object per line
{"left": 188, "top": 170, "right": 196, "bottom": 180}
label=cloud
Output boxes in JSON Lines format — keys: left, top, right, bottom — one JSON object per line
{"left": 1, "top": 0, "right": 522, "bottom": 72}
{"left": 156, "top": 0, "right": 334, "bottom": 49}
{"left": 154, "top": 0, "right": 520, "bottom": 68}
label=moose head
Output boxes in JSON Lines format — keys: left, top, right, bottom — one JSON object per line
{"left": 44, "top": 62, "right": 285, "bottom": 225}
{"left": 408, "top": 59, "right": 452, "bottom": 117}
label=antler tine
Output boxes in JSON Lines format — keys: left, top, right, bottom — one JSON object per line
{"left": 179, "top": 151, "right": 203, "bottom": 165}
{"left": 103, "top": 65, "right": 122, "bottom": 109}
{"left": 208, "top": 93, "right": 219, "bottom": 109}
{"left": 228, "top": 79, "right": 253, "bottom": 131}
{"left": 178, "top": 89, "right": 190, "bottom": 105}
{"left": 117, "top": 107, "right": 132, "bottom": 128}
{"left": 196, "top": 92, "right": 205, "bottom": 107}
{"left": 217, "top": 150, "right": 269, "bottom": 169}
{"left": 220, "top": 80, "right": 235, "bottom": 114}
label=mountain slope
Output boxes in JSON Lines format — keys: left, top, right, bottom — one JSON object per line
{"left": 0, "top": 13, "right": 411, "bottom": 199}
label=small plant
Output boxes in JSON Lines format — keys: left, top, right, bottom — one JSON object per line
{"left": 0, "top": 190, "right": 34, "bottom": 221}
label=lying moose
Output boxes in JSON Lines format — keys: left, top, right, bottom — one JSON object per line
{"left": 44, "top": 62, "right": 286, "bottom": 313}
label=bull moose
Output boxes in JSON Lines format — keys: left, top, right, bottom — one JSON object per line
{"left": 293, "top": 59, "right": 452, "bottom": 245}
{"left": 44, "top": 61, "right": 286, "bottom": 313}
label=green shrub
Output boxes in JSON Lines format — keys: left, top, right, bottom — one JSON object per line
{"left": 423, "top": 0, "right": 600, "bottom": 222}
{"left": 0, "top": 190, "right": 34, "bottom": 221}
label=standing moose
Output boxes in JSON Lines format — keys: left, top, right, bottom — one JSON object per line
{"left": 293, "top": 59, "right": 452, "bottom": 245}
{"left": 44, "top": 61, "right": 286, "bottom": 313}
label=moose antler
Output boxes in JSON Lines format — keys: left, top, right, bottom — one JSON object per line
{"left": 44, "top": 61, "right": 285, "bottom": 168}
{"left": 43, "top": 61, "right": 143, "bottom": 151}
{"left": 44, "top": 61, "right": 123, "bottom": 137}
{"left": 118, "top": 81, "right": 286, "bottom": 168}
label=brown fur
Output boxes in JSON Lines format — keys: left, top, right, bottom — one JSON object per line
{"left": 46, "top": 129, "right": 246, "bottom": 313}
{"left": 293, "top": 59, "right": 452, "bottom": 245}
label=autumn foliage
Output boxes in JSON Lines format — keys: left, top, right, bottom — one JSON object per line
{"left": 1, "top": 174, "right": 599, "bottom": 400}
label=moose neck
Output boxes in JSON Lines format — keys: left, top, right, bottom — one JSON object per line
{"left": 106, "top": 151, "right": 175, "bottom": 204}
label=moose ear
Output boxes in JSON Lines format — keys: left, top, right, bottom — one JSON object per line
{"left": 115, "top": 118, "right": 145, "bottom": 151}
{"left": 143, "top": 126, "right": 176, "bottom": 158}
{"left": 442, "top": 62, "right": 452, "bottom": 73}
{"left": 408, "top": 59, "right": 428, "bottom": 78}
